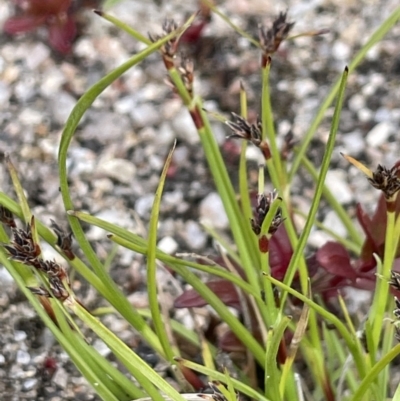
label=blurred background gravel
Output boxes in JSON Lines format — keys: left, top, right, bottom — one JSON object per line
{"left": 0, "top": 0, "right": 399, "bottom": 399}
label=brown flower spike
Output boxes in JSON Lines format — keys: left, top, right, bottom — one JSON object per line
{"left": 2, "top": 215, "right": 70, "bottom": 302}
{"left": 342, "top": 154, "right": 400, "bottom": 211}
{"left": 178, "top": 57, "right": 195, "bottom": 96}
{"left": 51, "top": 220, "right": 74, "bottom": 260}
{"left": 0, "top": 206, "right": 16, "bottom": 228}
{"left": 388, "top": 271, "right": 400, "bottom": 341}
{"left": 259, "top": 12, "right": 295, "bottom": 57}
{"left": 225, "top": 113, "right": 271, "bottom": 159}
{"left": 149, "top": 19, "right": 179, "bottom": 69}
{"left": 251, "top": 191, "right": 283, "bottom": 236}
{"left": 368, "top": 164, "right": 400, "bottom": 200}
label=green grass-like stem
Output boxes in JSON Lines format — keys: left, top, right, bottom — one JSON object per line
{"left": 147, "top": 144, "right": 178, "bottom": 362}
{"left": 58, "top": 25, "right": 191, "bottom": 357}
{"left": 351, "top": 342, "right": 400, "bottom": 401}
{"left": 299, "top": 155, "right": 363, "bottom": 247}
{"left": 281, "top": 67, "right": 348, "bottom": 303}
{"left": 261, "top": 61, "right": 286, "bottom": 190}
{"left": 264, "top": 273, "right": 366, "bottom": 378}
{"left": 264, "top": 316, "right": 291, "bottom": 401}
{"left": 370, "top": 208, "right": 396, "bottom": 348}
{"left": 175, "top": 358, "right": 271, "bottom": 401}
{"left": 71, "top": 300, "right": 187, "bottom": 401}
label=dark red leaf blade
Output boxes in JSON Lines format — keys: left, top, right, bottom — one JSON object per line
{"left": 218, "top": 330, "right": 245, "bottom": 352}
{"left": 316, "top": 241, "right": 357, "bottom": 280}
{"left": 269, "top": 225, "right": 293, "bottom": 279}
{"left": 3, "top": 15, "right": 46, "bottom": 34}
{"left": 174, "top": 280, "right": 241, "bottom": 309}
{"left": 48, "top": 16, "right": 76, "bottom": 54}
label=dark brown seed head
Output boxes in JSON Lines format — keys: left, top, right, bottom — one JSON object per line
{"left": 149, "top": 19, "right": 180, "bottom": 62}
{"left": 259, "top": 12, "right": 295, "bottom": 56}
{"left": 368, "top": 164, "right": 400, "bottom": 200}
{"left": 5, "top": 224, "right": 41, "bottom": 265}
{"left": 51, "top": 220, "right": 74, "bottom": 260}
{"left": 27, "top": 286, "right": 51, "bottom": 297}
{"left": 0, "top": 206, "right": 16, "bottom": 228}
{"left": 388, "top": 271, "right": 400, "bottom": 291}
{"left": 48, "top": 276, "right": 69, "bottom": 301}
{"left": 226, "top": 113, "right": 262, "bottom": 146}
{"left": 281, "top": 130, "right": 296, "bottom": 160}
{"left": 251, "top": 191, "right": 283, "bottom": 236}
{"left": 178, "top": 57, "right": 195, "bottom": 95}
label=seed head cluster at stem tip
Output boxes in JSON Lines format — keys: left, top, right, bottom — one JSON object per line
{"left": 0, "top": 206, "right": 71, "bottom": 301}
{"left": 368, "top": 164, "right": 400, "bottom": 200}
{"left": 258, "top": 11, "right": 295, "bottom": 57}
{"left": 389, "top": 271, "right": 400, "bottom": 341}
{"left": 148, "top": 18, "right": 179, "bottom": 69}
{"left": 225, "top": 113, "right": 271, "bottom": 159}
{"left": 342, "top": 154, "right": 400, "bottom": 203}
{"left": 251, "top": 191, "right": 284, "bottom": 236}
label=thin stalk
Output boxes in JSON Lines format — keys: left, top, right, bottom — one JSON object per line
{"left": 58, "top": 31, "right": 187, "bottom": 356}
{"left": 71, "top": 300, "right": 187, "bottom": 401}
{"left": 175, "top": 358, "right": 270, "bottom": 401}
{"left": 167, "top": 64, "right": 260, "bottom": 275}
{"left": 370, "top": 207, "right": 396, "bottom": 347}
{"left": 147, "top": 145, "right": 177, "bottom": 361}
{"left": 264, "top": 316, "right": 290, "bottom": 401}
{"left": 300, "top": 155, "right": 363, "bottom": 247}
{"left": 264, "top": 273, "right": 366, "bottom": 379}
{"left": 294, "top": 208, "right": 360, "bottom": 254}
{"left": 106, "top": 236, "right": 266, "bottom": 365}
{"left": 281, "top": 67, "right": 349, "bottom": 305}
{"left": 351, "top": 343, "right": 400, "bottom": 401}
{"left": 378, "top": 311, "right": 394, "bottom": 400}
{"left": 94, "top": 10, "right": 152, "bottom": 45}
{"left": 261, "top": 60, "right": 286, "bottom": 190}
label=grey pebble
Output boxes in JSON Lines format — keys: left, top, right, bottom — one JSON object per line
{"left": 199, "top": 192, "right": 229, "bottom": 230}
{"left": 52, "top": 367, "right": 68, "bottom": 389}
{"left": 325, "top": 170, "right": 353, "bottom": 204}
{"left": 93, "top": 339, "right": 111, "bottom": 357}
{"left": 22, "top": 378, "right": 38, "bottom": 392}
{"left": 366, "top": 121, "right": 394, "bottom": 147}
{"left": 341, "top": 131, "right": 365, "bottom": 155}
{"left": 157, "top": 236, "right": 178, "bottom": 254}
{"left": 322, "top": 210, "right": 347, "bottom": 238}
{"left": 170, "top": 108, "right": 199, "bottom": 145}
{"left": 16, "top": 349, "right": 31, "bottom": 365}
{"left": 130, "top": 103, "right": 161, "bottom": 128}
{"left": 14, "top": 330, "right": 27, "bottom": 342}
{"left": 82, "top": 111, "right": 132, "bottom": 143}
{"left": 96, "top": 158, "right": 136, "bottom": 184}
{"left": 184, "top": 221, "right": 207, "bottom": 250}
{"left": 135, "top": 194, "right": 155, "bottom": 218}
{"left": 50, "top": 91, "right": 77, "bottom": 126}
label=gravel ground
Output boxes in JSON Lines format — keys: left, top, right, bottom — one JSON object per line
{"left": 0, "top": 0, "right": 400, "bottom": 399}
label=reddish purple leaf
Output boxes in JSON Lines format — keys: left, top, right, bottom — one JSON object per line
{"left": 357, "top": 201, "right": 384, "bottom": 261}
{"left": 218, "top": 330, "right": 245, "bottom": 352}
{"left": 316, "top": 242, "right": 357, "bottom": 280}
{"left": 48, "top": 15, "right": 76, "bottom": 54}
{"left": 174, "top": 280, "right": 240, "bottom": 309}
{"left": 4, "top": 0, "right": 81, "bottom": 54}
{"left": 3, "top": 15, "right": 46, "bottom": 33}
{"left": 269, "top": 225, "right": 293, "bottom": 279}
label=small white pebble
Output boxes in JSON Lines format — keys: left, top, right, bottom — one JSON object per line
{"left": 157, "top": 236, "right": 178, "bottom": 254}
{"left": 366, "top": 121, "right": 394, "bottom": 147}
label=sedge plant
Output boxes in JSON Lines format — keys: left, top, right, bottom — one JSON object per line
{"left": 1, "top": 3, "right": 400, "bottom": 401}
